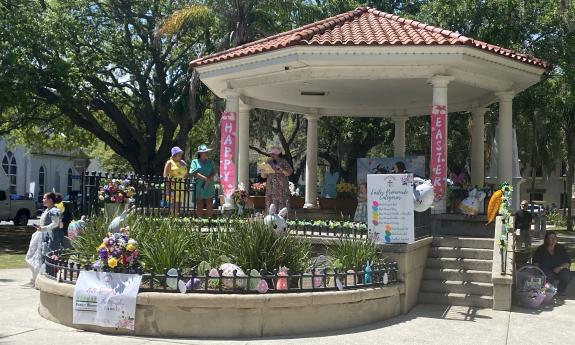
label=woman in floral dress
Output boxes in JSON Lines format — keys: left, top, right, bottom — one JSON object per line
{"left": 261, "top": 147, "right": 293, "bottom": 212}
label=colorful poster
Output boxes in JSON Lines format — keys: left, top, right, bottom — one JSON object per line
{"left": 430, "top": 105, "right": 447, "bottom": 201}
{"left": 356, "top": 156, "right": 426, "bottom": 185}
{"left": 73, "top": 271, "right": 142, "bottom": 330}
{"left": 367, "top": 174, "right": 414, "bottom": 244}
{"left": 219, "top": 111, "right": 237, "bottom": 197}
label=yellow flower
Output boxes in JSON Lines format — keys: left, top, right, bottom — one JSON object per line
{"left": 108, "top": 257, "right": 118, "bottom": 268}
{"left": 98, "top": 243, "right": 106, "bottom": 250}
{"left": 126, "top": 243, "right": 136, "bottom": 252}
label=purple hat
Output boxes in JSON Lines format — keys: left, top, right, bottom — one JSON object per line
{"left": 171, "top": 146, "right": 183, "bottom": 157}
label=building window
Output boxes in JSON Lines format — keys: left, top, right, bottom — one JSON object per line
{"left": 2, "top": 151, "right": 17, "bottom": 194}
{"left": 39, "top": 166, "right": 46, "bottom": 202}
{"left": 67, "top": 168, "right": 73, "bottom": 193}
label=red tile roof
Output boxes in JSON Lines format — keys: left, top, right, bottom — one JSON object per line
{"left": 190, "top": 7, "right": 548, "bottom": 69}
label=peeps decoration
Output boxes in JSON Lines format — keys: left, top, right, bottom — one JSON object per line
{"left": 459, "top": 188, "right": 487, "bottom": 216}
{"left": 263, "top": 204, "right": 288, "bottom": 235}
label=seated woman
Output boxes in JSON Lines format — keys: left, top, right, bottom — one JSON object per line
{"left": 533, "top": 231, "right": 572, "bottom": 296}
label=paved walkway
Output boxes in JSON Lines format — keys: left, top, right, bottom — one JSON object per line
{"left": 0, "top": 269, "right": 574, "bottom": 345}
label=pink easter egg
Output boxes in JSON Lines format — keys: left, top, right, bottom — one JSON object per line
{"left": 257, "top": 279, "right": 269, "bottom": 294}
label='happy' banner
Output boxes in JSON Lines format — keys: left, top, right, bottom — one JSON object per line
{"left": 219, "top": 111, "right": 237, "bottom": 197}
{"left": 430, "top": 105, "right": 447, "bottom": 201}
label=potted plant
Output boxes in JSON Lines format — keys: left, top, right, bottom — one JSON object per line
{"left": 98, "top": 178, "right": 134, "bottom": 217}
{"left": 249, "top": 182, "right": 266, "bottom": 209}
{"left": 289, "top": 181, "right": 305, "bottom": 208}
{"left": 319, "top": 182, "right": 358, "bottom": 211}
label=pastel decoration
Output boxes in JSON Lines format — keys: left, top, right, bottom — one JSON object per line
{"left": 67, "top": 219, "right": 86, "bottom": 239}
{"left": 336, "top": 278, "right": 343, "bottom": 291}
{"left": 264, "top": 204, "right": 288, "bottom": 235}
{"left": 178, "top": 280, "right": 187, "bottom": 294}
{"left": 257, "top": 279, "right": 269, "bottom": 294}
{"left": 364, "top": 262, "right": 372, "bottom": 284}
{"left": 346, "top": 269, "right": 356, "bottom": 286}
{"left": 208, "top": 268, "right": 221, "bottom": 289}
{"left": 384, "top": 224, "right": 392, "bottom": 243}
{"left": 219, "top": 263, "right": 247, "bottom": 289}
{"left": 383, "top": 273, "right": 389, "bottom": 285}
{"left": 313, "top": 268, "right": 323, "bottom": 288}
{"left": 301, "top": 273, "right": 313, "bottom": 289}
{"left": 459, "top": 188, "right": 487, "bottom": 216}
{"left": 166, "top": 268, "right": 178, "bottom": 289}
{"left": 186, "top": 278, "right": 202, "bottom": 290}
{"left": 276, "top": 271, "right": 288, "bottom": 290}
{"left": 248, "top": 269, "right": 261, "bottom": 290}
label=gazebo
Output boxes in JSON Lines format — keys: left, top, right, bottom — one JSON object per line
{"left": 190, "top": 7, "right": 548, "bottom": 212}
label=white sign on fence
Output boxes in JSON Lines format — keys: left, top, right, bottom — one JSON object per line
{"left": 73, "top": 271, "right": 142, "bottom": 330}
{"left": 367, "top": 173, "right": 415, "bottom": 244}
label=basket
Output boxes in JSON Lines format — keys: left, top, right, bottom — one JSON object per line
{"left": 516, "top": 265, "right": 548, "bottom": 309}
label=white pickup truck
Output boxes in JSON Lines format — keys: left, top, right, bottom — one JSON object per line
{"left": 0, "top": 190, "right": 36, "bottom": 226}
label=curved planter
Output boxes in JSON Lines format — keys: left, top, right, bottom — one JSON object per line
{"left": 37, "top": 274, "right": 405, "bottom": 338}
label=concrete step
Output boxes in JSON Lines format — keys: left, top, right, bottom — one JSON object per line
{"left": 420, "top": 279, "right": 493, "bottom": 295}
{"left": 432, "top": 237, "right": 494, "bottom": 250}
{"left": 419, "top": 292, "right": 493, "bottom": 308}
{"left": 429, "top": 247, "right": 493, "bottom": 260}
{"left": 426, "top": 257, "right": 492, "bottom": 272}
{"left": 423, "top": 268, "right": 492, "bottom": 283}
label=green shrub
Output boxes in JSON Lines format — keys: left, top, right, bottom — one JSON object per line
{"left": 218, "top": 221, "right": 311, "bottom": 274}
{"left": 70, "top": 214, "right": 115, "bottom": 265}
{"left": 327, "top": 238, "right": 383, "bottom": 271}
{"left": 548, "top": 211, "right": 567, "bottom": 227}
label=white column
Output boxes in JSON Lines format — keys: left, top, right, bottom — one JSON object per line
{"left": 496, "top": 92, "right": 515, "bottom": 184}
{"left": 222, "top": 94, "right": 239, "bottom": 209}
{"left": 393, "top": 117, "right": 407, "bottom": 157}
{"left": 429, "top": 75, "right": 453, "bottom": 214}
{"left": 237, "top": 102, "right": 250, "bottom": 190}
{"left": 304, "top": 113, "right": 320, "bottom": 208}
{"left": 470, "top": 107, "right": 487, "bottom": 187}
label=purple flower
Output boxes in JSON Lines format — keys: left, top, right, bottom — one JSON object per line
{"left": 92, "top": 261, "right": 101, "bottom": 270}
{"left": 107, "top": 238, "right": 115, "bottom": 246}
{"left": 98, "top": 249, "right": 108, "bottom": 260}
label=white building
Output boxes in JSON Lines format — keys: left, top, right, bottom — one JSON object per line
{"left": 520, "top": 161, "right": 575, "bottom": 209}
{"left": 0, "top": 140, "right": 88, "bottom": 202}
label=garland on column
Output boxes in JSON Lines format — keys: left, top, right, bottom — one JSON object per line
{"left": 498, "top": 182, "right": 513, "bottom": 250}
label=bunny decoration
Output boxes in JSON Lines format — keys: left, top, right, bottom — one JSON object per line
{"left": 412, "top": 177, "right": 435, "bottom": 212}
{"left": 459, "top": 188, "right": 487, "bottom": 216}
{"left": 264, "top": 204, "right": 288, "bottom": 235}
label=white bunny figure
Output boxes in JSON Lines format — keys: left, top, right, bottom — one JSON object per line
{"left": 263, "top": 204, "right": 288, "bottom": 235}
{"left": 459, "top": 188, "right": 487, "bottom": 215}
{"left": 413, "top": 178, "right": 435, "bottom": 212}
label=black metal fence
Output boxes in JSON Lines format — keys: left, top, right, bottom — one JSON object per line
{"left": 45, "top": 249, "right": 399, "bottom": 294}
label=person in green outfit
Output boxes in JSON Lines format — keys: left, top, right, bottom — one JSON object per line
{"left": 190, "top": 144, "right": 215, "bottom": 218}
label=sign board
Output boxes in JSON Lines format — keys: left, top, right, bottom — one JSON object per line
{"left": 367, "top": 173, "right": 414, "bottom": 244}
{"left": 219, "top": 111, "right": 237, "bottom": 197}
{"left": 73, "top": 271, "right": 142, "bottom": 330}
{"left": 430, "top": 104, "right": 447, "bottom": 201}
{"left": 356, "top": 156, "right": 426, "bottom": 185}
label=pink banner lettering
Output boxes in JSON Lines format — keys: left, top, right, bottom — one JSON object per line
{"left": 430, "top": 105, "right": 447, "bottom": 201}
{"left": 219, "top": 112, "right": 237, "bottom": 197}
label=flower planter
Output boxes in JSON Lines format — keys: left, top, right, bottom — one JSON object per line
{"left": 290, "top": 196, "right": 305, "bottom": 209}
{"left": 318, "top": 197, "right": 358, "bottom": 210}
{"left": 104, "top": 203, "right": 127, "bottom": 217}
{"left": 248, "top": 196, "right": 266, "bottom": 210}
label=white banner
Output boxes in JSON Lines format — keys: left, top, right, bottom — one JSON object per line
{"left": 367, "top": 174, "right": 415, "bottom": 244}
{"left": 73, "top": 271, "right": 142, "bottom": 330}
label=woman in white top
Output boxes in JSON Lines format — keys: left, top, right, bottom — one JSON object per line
{"left": 25, "top": 192, "right": 62, "bottom": 286}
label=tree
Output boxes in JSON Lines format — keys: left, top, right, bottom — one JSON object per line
{"left": 0, "top": 1, "right": 214, "bottom": 174}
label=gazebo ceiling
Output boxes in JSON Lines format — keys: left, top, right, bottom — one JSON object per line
{"left": 191, "top": 7, "right": 548, "bottom": 117}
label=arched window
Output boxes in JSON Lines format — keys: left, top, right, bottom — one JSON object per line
{"left": 39, "top": 166, "right": 46, "bottom": 202}
{"left": 2, "top": 151, "right": 17, "bottom": 194}
{"left": 67, "top": 168, "right": 73, "bottom": 193}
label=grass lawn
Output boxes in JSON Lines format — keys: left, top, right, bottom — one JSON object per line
{"left": 0, "top": 253, "right": 26, "bottom": 269}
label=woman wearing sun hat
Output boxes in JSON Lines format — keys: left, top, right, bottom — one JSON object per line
{"left": 163, "top": 146, "right": 188, "bottom": 215}
{"left": 190, "top": 144, "right": 215, "bottom": 218}
{"left": 261, "top": 146, "right": 293, "bottom": 212}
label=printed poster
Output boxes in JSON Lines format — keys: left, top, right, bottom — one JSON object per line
{"left": 367, "top": 173, "right": 415, "bottom": 244}
{"left": 219, "top": 111, "right": 237, "bottom": 197}
{"left": 73, "top": 271, "right": 142, "bottom": 330}
{"left": 430, "top": 104, "right": 447, "bottom": 201}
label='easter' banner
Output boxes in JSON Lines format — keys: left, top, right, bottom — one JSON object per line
{"left": 73, "top": 271, "right": 141, "bottom": 330}
{"left": 219, "top": 111, "right": 237, "bottom": 197}
{"left": 430, "top": 104, "right": 447, "bottom": 201}
{"left": 367, "top": 174, "right": 414, "bottom": 244}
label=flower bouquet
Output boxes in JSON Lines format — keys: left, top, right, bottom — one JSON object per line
{"left": 250, "top": 182, "right": 266, "bottom": 196}
{"left": 98, "top": 178, "right": 135, "bottom": 204}
{"left": 232, "top": 184, "right": 249, "bottom": 215}
{"left": 92, "top": 228, "right": 141, "bottom": 273}
{"left": 336, "top": 182, "right": 356, "bottom": 199}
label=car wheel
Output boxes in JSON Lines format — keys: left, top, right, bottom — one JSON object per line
{"left": 14, "top": 212, "right": 29, "bottom": 226}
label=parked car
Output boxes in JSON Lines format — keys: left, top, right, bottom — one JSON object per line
{"left": 0, "top": 190, "right": 36, "bottom": 225}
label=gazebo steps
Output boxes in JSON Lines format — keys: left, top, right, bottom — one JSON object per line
{"left": 419, "top": 236, "right": 494, "bottom": 309}
{"left": 419, "top": 292, "right": 493, "bottom": 309}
